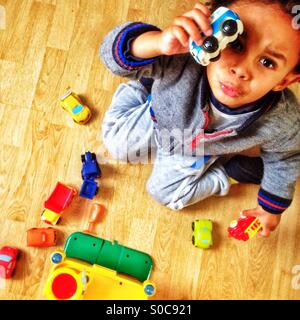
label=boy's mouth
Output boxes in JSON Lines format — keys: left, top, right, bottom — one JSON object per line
{"left": 219, "top": 82, "right": 243, "bottom": 98}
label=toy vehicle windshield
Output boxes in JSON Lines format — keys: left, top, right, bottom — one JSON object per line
{"left": 0, "top": 254, "right": 12, "bottom": 263}
{"left": 41, "top": 233, "right": 47, "bottom": 242}
{"left": 201, "top": 239, "right": 210, "bottom": 244}
{"left": 72, "top": 104, "right": 84, "bottom": 115}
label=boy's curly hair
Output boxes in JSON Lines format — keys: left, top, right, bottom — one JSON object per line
{"left": 211, "top": 0, "right": 300, "bottom": 73}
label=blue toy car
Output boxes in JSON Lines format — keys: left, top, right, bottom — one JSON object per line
{"left": 190, "top": 6, "right": 244, "bottom": 66}
{"left": 80, "top": 152, "right": 101, "bottom": 200}
{"left": 81, "top": 152, "right": 101, "bottom": 180}
{"left": 79, "top": 179, "right": 99, "bottom": 200}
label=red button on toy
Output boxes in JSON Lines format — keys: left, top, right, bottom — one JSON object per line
{"left": 52, "top": 273, "right": 78, "bottom": 300}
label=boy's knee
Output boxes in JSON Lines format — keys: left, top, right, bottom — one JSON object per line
{"left": 102, "top": 110, "right": 133, "bottom": 162}
{"left": 146, "top": 176, "right": 183, "bottom": 211}
{"left": 102, "top": 125, "right": 151, "bottom": 163}
{"left": 146, "top": 178, "right": 169, "bottom": 207}
{"left": 102, "top": 130, "right": 129, "bottom": 162}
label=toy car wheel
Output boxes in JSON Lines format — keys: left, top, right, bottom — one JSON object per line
{"left": 81, "top": 155, "right": 85, "bottom": 163}
{"left": 192, "top": 221, "right": 195, "bottom": 231}
{"left": 144, "top": 283, "right": 156, "bottom": 297}
{"left": 16, "top": 252, "right": 21, "bottom": 260}
{"left": 202, "top": 36, "right": 219, "bottom": 53}
{"left": 221, "top": 19, "right": 238, "bottom": 37}
{"left": 192, "top": 235, "right": 195, "bottom": 246}
{"left": 10, "top": 269, "right": 15, "bottom": 278}
{"left": 51, "top": 252, "right": 63, "bottom": 264}
{"left": 91, "top": 153, "right": 96, "bottom": 160}
{"left": 95, "top": 186, "right": 99, "bottom": 195}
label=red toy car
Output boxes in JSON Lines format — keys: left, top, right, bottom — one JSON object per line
{"left": 41, "top": 182, "right": 77, "bottom": 225}
{"left": 27, "top": 228, "right": 57, "bottom": 247}
{"left": 228, "top": 215, "right": 262, "bottom": 241}
{"left": 0, "top": 246, "right": 20, "bottom": 279}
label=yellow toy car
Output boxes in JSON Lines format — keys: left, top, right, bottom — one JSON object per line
{"left": 59, "top": 90, "right": 91, "bottom": 125}
{"left": 192, "top": 219, "right": 213, "bottom": 249}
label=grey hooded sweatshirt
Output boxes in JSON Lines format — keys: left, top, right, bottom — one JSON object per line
{"left": 100, "top": 22, "right": 300, "bottom": 214}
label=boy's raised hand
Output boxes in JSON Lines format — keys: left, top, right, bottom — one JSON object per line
{"left": 158, "top": 2, "right": 212, "bottom": 56}
{"left": 242, "top": 206, "right": 282, "bottom": 237}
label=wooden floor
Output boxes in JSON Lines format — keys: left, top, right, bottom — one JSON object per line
{"left": 0, "top": 0, "right": 300, "bottom": 300}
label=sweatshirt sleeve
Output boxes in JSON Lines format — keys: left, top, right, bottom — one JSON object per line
{"left": 258, "top": 90, "right": 300, "bottom": 214}
{"left": 258, "top": 150, "right": 300, "bottom": 214}
{"left": 100, "top": 21, "right": 168, "bottom": 79}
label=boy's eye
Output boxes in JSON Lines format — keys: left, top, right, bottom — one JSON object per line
{"left": 259, "top": 57, "right": 275, "bottom": 69}
{"left": 228, "top": 38, "right": 244, "bottom": 52}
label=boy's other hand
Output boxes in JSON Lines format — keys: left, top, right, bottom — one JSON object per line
{"left": 242, "top": 206, "right": 282, "bottom": 237}
{"left": 159, "top": 2, "right": 212, "bottom": 56}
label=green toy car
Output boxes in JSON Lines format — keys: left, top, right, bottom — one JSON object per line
{"left": 192, "top": 219, "right": 213, "bottom": 249}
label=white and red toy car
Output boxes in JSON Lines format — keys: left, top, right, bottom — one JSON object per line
{"left": 0, "top": 246, "right": 20, "bottom": 279}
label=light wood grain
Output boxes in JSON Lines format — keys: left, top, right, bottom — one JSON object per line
{"left": 0, "top": 0, "right": 300, "bottom": 300}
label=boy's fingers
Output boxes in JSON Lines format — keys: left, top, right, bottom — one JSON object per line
{"left": 173, "top": 16, "right": 204, "bottom": 44}
{"left": 259, "top": 227, "right": 270, "bottom": 237}
{"left": 241, "top": 209, "right": 258, "bottom": 217}
{"left": 194, "top": 2, "right": 212, "bottom": 16}
{"left": 171, "top": 25, "right": 190, "bottom": 48}
{"left": 183, "top": 9, "right": 212, "bottom": 37}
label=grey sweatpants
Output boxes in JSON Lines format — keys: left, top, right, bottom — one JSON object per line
{"left": 102, "top": 81, "right": 231, "bottom": 210}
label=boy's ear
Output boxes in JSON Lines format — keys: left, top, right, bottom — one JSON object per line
{"left": 272, "top": 72, "right": 300, "bottom": 91}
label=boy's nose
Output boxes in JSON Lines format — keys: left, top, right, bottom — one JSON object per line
{"left": 229, "top": 65, "right": 251, "bottom": 81}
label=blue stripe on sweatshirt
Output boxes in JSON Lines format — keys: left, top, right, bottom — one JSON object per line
{"left": 113, "top": 22, "right": 160, "bottom": 70}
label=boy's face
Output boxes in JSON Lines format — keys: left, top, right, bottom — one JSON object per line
{"left": 206, "top": 2, "right": 300, "bottom": 108}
